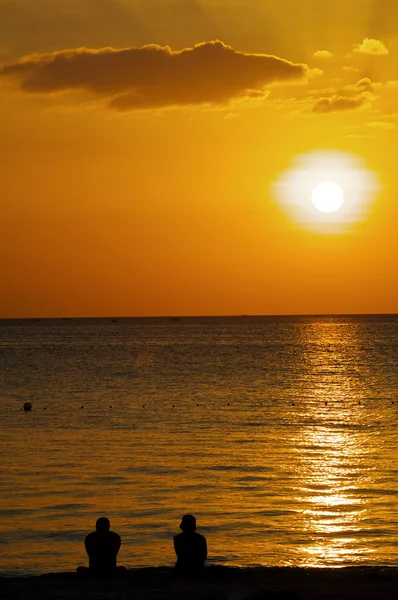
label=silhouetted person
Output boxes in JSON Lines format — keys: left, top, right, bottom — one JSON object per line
{"left": 173, "top": 514, "right": 207, "bottom": 575}
{"left": 77, "top": 517, "right": 125, "bottom": 576}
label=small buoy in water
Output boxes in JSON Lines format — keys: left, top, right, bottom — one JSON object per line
{"left": 23, "top": 402, "right": 32, "bottom": 412}
{"left": 358, "top": 401, "right": 361, "bottom": 405}
{"left": 325, "top": 401, "right": 328, "bottom": 406}
{"left": 81, "top": 406, "right": 84, "bottom": 409}
{"left": 227, "top": 403, "right": 230, "bottom": 406}
{"left": 392, "top": 401, "right": 395, "bottom": 405}
{"left": 142, "top": 405, "right": 145, "bottom": 408}
{"left": 291, "top": 402, "right": 295, "bottom": 406}
{"left": 44, "top": 407, "right": 47, "bottom": 410}
{"left": 172, "top": 404, "right": 175, "bottom": 408}
{"left": 109, "top": 405, "right": 112, "bottom": 408}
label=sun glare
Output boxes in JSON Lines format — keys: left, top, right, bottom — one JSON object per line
{"left": 273, "top": 151, "right": 380, "bottom": 233}
{"left": 312, "top": 182, "right": 344, "bottom": 213}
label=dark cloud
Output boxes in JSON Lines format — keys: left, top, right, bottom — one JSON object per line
{"left": 312, "top": 95, "right": 366, "bottom": 113}
{"left": 0, "top": 41, "right": 307, "bottom": 110}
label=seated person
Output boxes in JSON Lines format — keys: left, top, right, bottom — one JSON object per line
{"left": 77, "top": 517, "right": 125, "bottom": 575}
{"left": 173, "top": 514, "right": 207, "bottom": 575}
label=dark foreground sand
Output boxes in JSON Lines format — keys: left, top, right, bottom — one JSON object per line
{"left": 1, "top": 566, "right": 397, "bottom": 600}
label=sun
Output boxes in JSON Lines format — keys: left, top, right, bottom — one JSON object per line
{"left": 272, "top": 150, "right": 380, "bottom": 233}
{"left": 312, "top": 182, "right": 344, "bottom": 213}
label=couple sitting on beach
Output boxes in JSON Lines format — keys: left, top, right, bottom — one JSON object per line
{"left": 78, "top": 514, "right": 207, "bottom": 576}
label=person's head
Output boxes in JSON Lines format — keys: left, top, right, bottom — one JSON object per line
{"left": 180, "top": 514, "right": 196, "bottom": 532}
{"left": 96, "top": 517, "right": 110, "bottom": 532}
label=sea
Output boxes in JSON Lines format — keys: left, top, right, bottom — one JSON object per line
{"left": 0, "top": 315, "right": 397, "bottom": 576}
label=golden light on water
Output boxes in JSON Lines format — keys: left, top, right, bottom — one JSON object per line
{"left": 295, "top": 425, "right": 369, "bottom": 567}
{"left": 273, "top": 151, "right": 380, "bottom": 233}
{"left": 289, "top": 319, "right": 379, "bottom": 567}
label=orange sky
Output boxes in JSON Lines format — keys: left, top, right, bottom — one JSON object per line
{"left": 1, "top": 0, "right": 397, "bottom": 317}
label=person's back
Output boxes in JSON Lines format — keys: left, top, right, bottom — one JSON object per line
{"left": 84, "top": 517, "right": 122, "bottom": 574}
{"left": 173, "top": 514, "right": 207, "bottom": 575}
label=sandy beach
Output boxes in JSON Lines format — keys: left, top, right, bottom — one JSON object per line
{"left": 1, "top": 566, "right": 397, "bottom": 600}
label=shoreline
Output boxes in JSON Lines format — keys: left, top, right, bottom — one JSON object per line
{"left": 1, "top": 566, "right": 397, "bottom": 600}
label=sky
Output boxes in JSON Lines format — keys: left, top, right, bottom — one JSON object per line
{"left": 1, "top": 0, "right": 397, "bottom": 317}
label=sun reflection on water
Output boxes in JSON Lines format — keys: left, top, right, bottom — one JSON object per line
{"left": 293, "top": 425, "right": 372, "bottom": 566}
{"left": 291, "top": 320, "right": 379, "bottom": 567}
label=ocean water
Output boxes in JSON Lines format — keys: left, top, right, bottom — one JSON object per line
{"left": 0, "top": 315, "right": 397, "bottom": 576}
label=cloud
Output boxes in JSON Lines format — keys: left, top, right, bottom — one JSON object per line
{"left": 355, "top": 77, "right": 374, "bottom": 91}
{"left": 309, "top": 78, "right": 376, "bottom": 105}
{"left": 312, "top": 95, "right": 366, "bottom": 114}
{"left": 0, "top": 41, "right": 307, "bottom": 110}
{"left": 342, "top": 65, "right": 359, "bottom": 73}
{"left": 366, "top": 121, "right": 396, "bottom": 130}
{"left": 306, "top": 67, "right": 324, "bottom": 79}
{"left": 313, "top": 50, "right": 333, "bottom": 59}
{"left": 345, "top": 134, "right": 375, "bottom": 139}
{"left": 353, "top": 38, "right": 389, "bottom": 56}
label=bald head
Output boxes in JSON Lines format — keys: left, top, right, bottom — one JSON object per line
{"left": 96, "top": 517, "right": 110, "bottom": 532}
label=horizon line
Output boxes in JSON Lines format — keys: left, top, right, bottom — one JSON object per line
{"left": 0, "top": 312, "right": 397, "bottom": 321}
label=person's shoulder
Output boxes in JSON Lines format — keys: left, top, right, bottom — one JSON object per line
{"left": 109, "top": 530, "right": 121, "bottom": 541}
{"left": 195, "top": 532, "right": 206, "bottom": 541}
{"left": 84, "top": 531, "right": 97, "bottom": 544}
{"left": 174, "top": 532, "right": 183, "bottom": 541}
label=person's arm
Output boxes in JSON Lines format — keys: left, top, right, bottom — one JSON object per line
{"left": 201, "top": 536, "right": 207, "bottom": 561}
{"left": 173, "top": 535, "right": 182, "bottom": 558}
{"left": 84, "top": 533, "right": 94, "bottom": 557}
{"left": 112, "top": 532, "right": 121, "bottom": 554}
